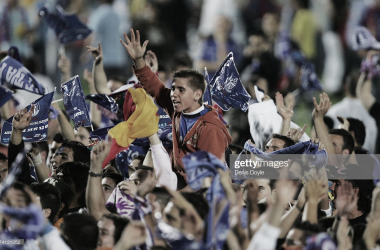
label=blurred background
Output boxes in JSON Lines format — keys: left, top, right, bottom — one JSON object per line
{"left": 1, "top": 0, "right": 379, "bottom": 146}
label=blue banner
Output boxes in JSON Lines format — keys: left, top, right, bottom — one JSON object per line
{"left": 209, "top": 53, "right": 250, "bottom": 112}
{"left": 203, "top": 68, "right": 213, "bottom": 106}
{"left": 85, "top": 94, "right": 118, "bottom": 113}
{"left": 0, "top": 56, "right": 46, "bottom": 95}
{"left": 0, "top": 91, "right": 55, "bottom": 144}
{"left": 89, "top": 126, "right": 114, "bottom": 141}
{"left": 182, "top": 151, "right": 229, "bottom": 250}
{"left": 61, "top": 75, "right": 92, "bottom": 130}
{"left": 39, "top": 6, "right": 92, "bottom": 44}
{"left": 0, "top": 85, "right": 13, "bottom": 108}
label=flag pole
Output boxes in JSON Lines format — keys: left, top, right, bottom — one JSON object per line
{"left": 51, "top": 99, "right": 63, "bottom": 104}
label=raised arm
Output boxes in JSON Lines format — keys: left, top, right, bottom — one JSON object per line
{"left": 87, "top": 43, "right": 110, "bottom": 95}
{"left": 121, "top": 29, "right": 174, "bottom": 116}
{"left": 83, "top": 68, "right": 101, "bottom": 128}
{"left": 51, "top": 102, "right": 75, "bottom": 141}
{"left": 356, "top": 72, "right": 376, "bottom": 111}
{"left": 312, "top": 93, "right": 339, "bottom": 166}
{"left": 86, "top": 141, "right": 110, "bottom": 221}
{"left": 276, "top": 92, "right": 294, "bottom": 136}
{"left": 57, "top": 53, "right": 72, "bottom": 84}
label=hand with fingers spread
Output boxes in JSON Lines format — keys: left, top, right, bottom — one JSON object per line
{"left": 120, "top": 29, "right": 149, "bottom": 62}
{"left": 287, "top": 124, "right": 307, "bottom": 142}
{"left": 12, "top": 105, "right": 35, "bottom": 131}
{"left": 144, "top": 50, "right": 158, "bottom": 73}
{"left": 86, "top": 42, "right": 103, "bottom": 65}
{"left": 312, "top": 93, "right": 332, "bottom": 120}
{"left": 276, "top": 92, "right": 293, "bottom": 120}
{"left": 335, "top": 181, "right": 357, "bottom": 217}
{"left": 337, "top": 116, "right": 350, "bottom": 131}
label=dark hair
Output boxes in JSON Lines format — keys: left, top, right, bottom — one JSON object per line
{"left": 181, "top": 192, "right": 209, "bottom": 220}
{"left": 108, "top": 75, "right": 127, "bottom": 85}
{"left": 345, "top": 180, "right": 374, "bottom": 214}
{"left": 53, "top": 133, "right": 64, "bottom": 143}
{"left": 328, "top": 129, "right": 355, "bottom": 154}
{"left": 271, "top": 133, "right": 296, "bottom": 148}
{"left": 347, "top": 118, "right": 366, "bottom": 146}
{"left": 30, "top": 183, "right": 61, "bottom": 223}
{"left": 102, "top": 172, "right": 124, "bottom": 186}
{"left": 323, "top": 116, "right": 334, "bottom": 130}
{"left": 269, "top": 179, "right": 277, "bottom": 190}
{"left": 151, "top": 187, "right": 171, "bottom": 210}
{"left": 36, "top": 141, "right": 49, "bottom": 154}
{"left": 173, "top": 69, "right": 206, "bottom": 105}
{"left": 0, "top": 152, "right": 7, "bottom": 162}
{"left": 58, "top": 162, "right": 90, "bottom": 208}
{"left": 60, "top": 213, "right": 99, "bottom": 250}
{"left": 228, "top": 144, "right": 244, "bottom": 153}
{"left": 135, "top": 165, "right": 154, "bottom": 172}
{"left": 60, "top": 140, "right": 90, "bottom": 164}
{"left": 345, "top": 70, "right": 360, "bottom": 97}
{"left": 101, "top": 214, "right": 129, "bottom": 244}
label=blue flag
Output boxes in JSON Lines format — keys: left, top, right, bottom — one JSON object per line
{"left": 39, "top": 6, "right": 92, "bottom": 44}
{"left": 0, "top": 85, "right": 13, "bottom": 108}
{"left": 182, "top": 151, "right": 229, "bottom": 250}
{"left": 115, "top": 150, "right": 130, "bottom": 179}
{"left": 61, "top": 75, "right": 92, "bottom": 130}
{"left": 89, "top": 126, "right": 114, "bottom": 141}
{"left": 289, "top": 51, "right": 322, "bottom": 91}
{"left": 0, "top": 56, "right": 46, "bottom": 95}
{"left": 0, "top": 91, "right": 55, "bottom": 144}
{"left": 85, "top": 94, "right": 118, "bottom": 113}
{"left": 203, "top": 68, "right": 213, "bottom": 106}
{"left": 209, "top": 53, "right": 250, "bottom": 112}
{"left": 132, "top": 124, "right": 173, "bottom": 148}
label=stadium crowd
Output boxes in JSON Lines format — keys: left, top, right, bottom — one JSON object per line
{"left": 1, "top": 0, "right": 380, "bottom": 250}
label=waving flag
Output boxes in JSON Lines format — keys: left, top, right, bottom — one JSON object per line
{"left": 203, "top": 68, "right": 213, "bottom": 106}
{"left": 61, "top": 76, "right": 92, "bottom": 130}
{"left": 209, "top": 53, "right": 250, "bottom": 112}
{"left": 89, "top": 126, "right": 114, "bottom": 142}
{"left": 0, "top": 56, "right": 46, "bottom": 95}
{"left": 39, "top": 6, "right": 92, "bottom": 44}
{"left": 289, "top": 51, "right": 322, "bottom": 91}
{"left": 85, "top": 94, "right": 118, "bottom": 113}
{"left": 182, "top": 151, "right": 229, "bottom": 250}
{"left": 0, "top": 85, "right": 13, "bottom": 108}
{"left": 1, "top": 91, "right": 55, "bottom": 144}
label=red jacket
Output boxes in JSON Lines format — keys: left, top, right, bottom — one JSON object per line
{"left": 134, "top": 65, "right": 232, "bottom": 175}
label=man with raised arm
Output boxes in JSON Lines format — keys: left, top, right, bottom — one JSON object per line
{"left": 120, "top": 29, "right": 231, "bottom": 188}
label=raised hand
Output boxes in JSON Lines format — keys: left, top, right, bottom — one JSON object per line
{"left": 57, "top": 53, "right": 71, "bottom": 75}
{"left": 312, "top": 93, "right": 332, "bottom": 120}
{"left": 86, "top": 42, "right": 103, "bottom": 65}
{"left": 276, "top": 92, "right": 293, "bottom": 120}
{"left": 114, "top": 221, "right": 147, "bottom": 250}
{"left": 120, "top": 29, "right": 149, "bottom": 61}
{"left": 136, "top": 170, "right": 158, "bottom": 197}
{"left": 90, "top": 141, "right": 110, "bottom": 169}
{"left": 12, "top": 105, "right": 35, "bottom": 131}
{"left": 276, "top": 180, "right": 298, "bottom": 206}
{"left": 305, "top": 180, "right": 327, "bottom": 203}
{"left": 335, "top": 181, "right": 357, "bottom": 217}
{"left": 337, "top": 116, "right": 350, "bottom": 131}
{"left": 287, "top": 124, "right": 307, "bottom": 142}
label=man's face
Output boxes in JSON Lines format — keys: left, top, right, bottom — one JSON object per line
{"left": 48, "top": 141, "right": 62, "bottom": 167}
{"left": 171, "top": 78, "right": 200, "bottom": 113}
{"left": 256, "top": 179, "right": 272, "bottom": 202}
{"left": 107, "top": 80, "right": 123, "bottom": 92}
{"left": 265, "top": 138, "right": 285, "bottom": 153}
{"left": 283, "top": 228, "right": 304, "bottom": 250}
{"left": 329, "top": 134, "right": 345, "bottom": 154}
{"left": 163, "top": 201, "right": 181, "bottom": 229}
{"left": 74, "top": 127, "right": 90, "bottom": 146}
{"left": 102, "top": 177, "right": 117, "bottom": 202}
{"left": 97, "top": 217, "right": 115, "bottom": 248}
{"left": 0, "top": 160, "right": 8, "bottom": 183}
{"left": 51, "top": 147, "right": 74, "bottom": 176}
